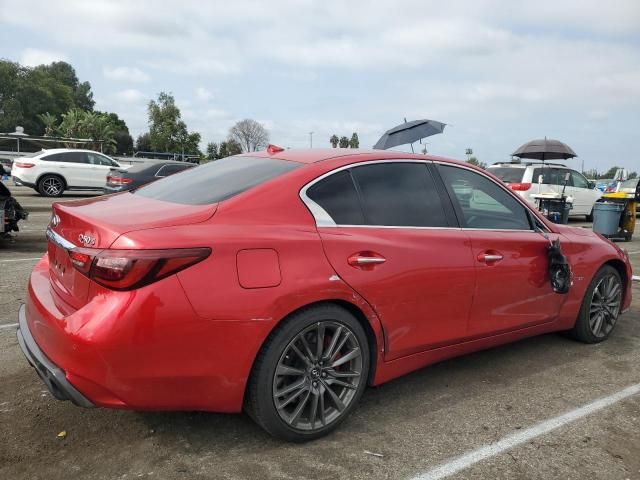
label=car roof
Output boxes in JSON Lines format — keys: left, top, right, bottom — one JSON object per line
{"left": 248, "top": 148, "right": 466, "bottom": 166}
{"left": 490, "top": 161, "right": 571, "bottom": 168}
{"left": 37, "top": 148, "right": 111, "bottom": 155}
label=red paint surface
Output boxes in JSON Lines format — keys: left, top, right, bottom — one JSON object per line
{"left": 25, "top": 150, "right": 632, "bottom": 412}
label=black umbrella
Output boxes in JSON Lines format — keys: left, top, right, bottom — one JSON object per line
{"left": 511, "top": 138, "right": 576, "bottom": 160}
{"left": 373, "top": 119, "right": 446, "bottom": 151}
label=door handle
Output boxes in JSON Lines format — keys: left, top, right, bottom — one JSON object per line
{"left": 348, "top": 252, "right": 386, "bottom": 268}
{"left": 477, "top": 252, "right": 503, "bottom": 264}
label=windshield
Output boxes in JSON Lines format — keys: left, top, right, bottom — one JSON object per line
{"left": 487, "top": 167, "right": 526, "bottom": 183}
{"left": 135, "top": 156, "right": 302, "bottom": 205}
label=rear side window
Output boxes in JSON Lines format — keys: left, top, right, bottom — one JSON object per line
{"left": 351, "top": 163, "right": 447, "bottom": 227}
{"left": 156, "top": 164, "right": 193, "bottom": 177}
{"left": 306, "top": 170, "right": 365, "bottom": 225}
{"left": 43, "top": 152, "right": 86, "bottom": 163}
{"left": 531, "top": 167, "right": 568, "bottom": 186}
{"left": 486, "top": 167, "right": 525, "bottom": 183}
{"left": 135, "top": 156, "right": 301, "bottom": 205}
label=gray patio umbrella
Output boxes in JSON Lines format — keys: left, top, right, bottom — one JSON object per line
{"left": 373, "top": 119, "right": 446, "bottom": 151}
{"left": 512, "top": 138, "right": 577, "bottom": 160}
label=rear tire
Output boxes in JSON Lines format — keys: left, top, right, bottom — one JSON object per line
{"left": 37, "top": 175, "right": 65, "bottom": 197}
{"left": 245, "top": 304, "right": 370, "bottom": 442}
{"left": 585, "top": 210, "right": 594, "bottom": 222}
{"left": 568, "top": 265, "right": 622, "bottom": 343}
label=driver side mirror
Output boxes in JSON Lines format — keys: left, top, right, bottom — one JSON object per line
{"left": 588, "top": 180, "right": 596, "bottom": 189}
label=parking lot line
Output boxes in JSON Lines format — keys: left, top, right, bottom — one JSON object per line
{"left": 0, "top": 323, "right": 18, "bottom": 330}
{"left": 412, "top": 382, "right": 640, "bottom": 480}
{"left": 0, "top": 257, "right": 41, "bottom": 263}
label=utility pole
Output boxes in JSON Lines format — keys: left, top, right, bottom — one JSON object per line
{"left": 465, "top": 148, "right": 473, "bottom": 161}
{"left": 309, "top": 132, "right": 314, "bottom": 148}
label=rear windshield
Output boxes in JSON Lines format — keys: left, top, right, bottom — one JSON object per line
{"left": 135, "top": 156, "right": 301, "bottom": 205}
{"left": 487, "top": 166, "right": 525, "bottom": 183}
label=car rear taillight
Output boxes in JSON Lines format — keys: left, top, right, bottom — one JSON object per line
{"left": 106, "top": 175, "right": 132, "bottom": 185}
{"left": 67, "top": 247, "right": 211, "bottom": 290}
{"left": 14, "top": 162, "right": 35, "bottom": 168}
{"left": 509, "top": 182, "right": 532, "bottom": 191}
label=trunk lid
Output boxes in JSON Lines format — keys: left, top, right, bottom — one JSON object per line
{"left": 48, "top": 193, "right": 217, "bottom": 308}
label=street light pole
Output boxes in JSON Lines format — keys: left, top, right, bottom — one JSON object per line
{"left": 309, "top": 132, "right": 314, "bottom": 149}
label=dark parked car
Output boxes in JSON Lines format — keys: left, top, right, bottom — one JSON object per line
{"left": 1, "top": 157, "right": 13, "bottom": 175}
{"left": 104, "top": 161, "right": 195, "bottom": 193}
{"left": 1, "top": 181, "right": 28, "bottom": 239}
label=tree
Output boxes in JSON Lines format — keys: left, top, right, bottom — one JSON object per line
{"left": 338, "top": 136, "right": 350, "bottom": 148}
{"left": 38, "top": 112, "right": 57, "bottom": 136}
{"left": 0, "top": 60, "right": 95, "bottom": 135}
{"left": 96, "top": 111, "right": 133, "bottom": 155}
{"left": 136, "top": 133, "right": 152, "bottom": 152}
{"left": 206, "top": 142, "right": 219, "bottom": 161}
{"left": 146, "top": 92, "right": 201, "bottom": 156}
{"left": 349, "top": 132, "right": 359, "bottom": 148}
{"left": 329, "top": 134, "right": 339, "bottom": 148}
{"left": 227, "top": 139, "right": 242, "bottom": 155}
{"left": 467, "top": 157, "right": 487, "bottom": 169}
{"left": 629, "top": 171, "right": 638, "bottom": 179}
{"left": 600, "top": 166, "right": 621, "bottom": 179}
{"left": 228, "top": 119, "right": 269, "bottom": 152}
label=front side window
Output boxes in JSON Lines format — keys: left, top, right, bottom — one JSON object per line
{"left": 86, "top": 152, "right": 118, "bottom": 167}
{"left": 570, "top": 171, "right": 589, "bottom": 189}
{"left": 439, "top": 165, "right": 531, "bottom": 230}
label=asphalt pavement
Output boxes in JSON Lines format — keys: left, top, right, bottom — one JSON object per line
{"left": 1, "top": 183, "right": 639, "bottom": 480}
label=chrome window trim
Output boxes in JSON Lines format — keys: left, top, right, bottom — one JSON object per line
{"left": 46, "top": 228, "right": 76, "bottom": 250}
{"left": 299, "top": 158, "right": 549, "bottom": 233}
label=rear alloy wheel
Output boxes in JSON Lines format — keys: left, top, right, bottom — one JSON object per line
{"left": 38, "top": 175, "right": 64, "bottom": 197}
{"left": 569, "top": 266, "right": 622, "bottom": 343}
{"left": 246, "top": 304, "right": 369, "bottom": 441}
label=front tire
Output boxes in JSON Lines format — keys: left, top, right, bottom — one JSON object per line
{"left": 569, "top": 266, "right": 623, "bottom": 343}
{"left": 37, "top": 175, "right": 65, "bottom": 197}
{"left": 245, "top": 304, "right": 370, "bottom": 442}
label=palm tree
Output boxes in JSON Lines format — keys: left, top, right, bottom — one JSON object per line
{"left": 329, "top": 134, "right": 339, "bottom": 148}
{"left": 38, "top": 112, "right": 58, "bottom": 136}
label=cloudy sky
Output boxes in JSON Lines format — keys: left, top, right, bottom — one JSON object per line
{"left": 1, "top": 0, "right": 639, "bottom": 171}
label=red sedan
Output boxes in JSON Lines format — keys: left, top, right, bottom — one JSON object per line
{"left": 18, "top": 148, "right": 632, "bottom": 441}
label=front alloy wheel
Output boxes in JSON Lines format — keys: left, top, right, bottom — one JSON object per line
{"left": 569, "top": 265, "right": 623, "bottom": 343}
{"left": 588, "top": 273, "right": 622, "bottom": 338}
{"left": 246, "top": 304, "right": 370, "bottom": 441}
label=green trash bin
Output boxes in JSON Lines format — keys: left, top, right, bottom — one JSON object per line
{"left": 592, "top": 202, "right": 624, "bottom": 236}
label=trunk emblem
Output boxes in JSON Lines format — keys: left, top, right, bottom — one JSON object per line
{"left": 50, "top": 214, "right": 60, "bottom": 227}
{"left": 78, "top": 233, "right": 96, "bottom": 247}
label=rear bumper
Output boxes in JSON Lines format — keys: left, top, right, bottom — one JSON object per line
{"left": 11, "top": 176, "right": 35, "bottom": 188}
{"left": 17, "top": 304, "right": 94, "bottom": 408}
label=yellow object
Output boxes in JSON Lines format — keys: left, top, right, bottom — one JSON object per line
{"left": 57, "top": 431, "right": 67, "bottom": 438}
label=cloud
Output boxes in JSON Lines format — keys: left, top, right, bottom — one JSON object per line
{"left": 195, "top": 87, "right": 213, "bottom": 101}
{"left": 19, "top": 48, "right": 68, "bottom": 66}
{"left": 113, "top": 89, "right": 146, "bottom": 103}
{"left": 103, "top": 66, "right": 150, "bottom": 83}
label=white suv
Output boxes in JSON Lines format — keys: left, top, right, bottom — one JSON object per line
{"left": 486, "top": 162, "right": 603, "bottom": 220}
{"left": 11, "top": 149, "right": 123, "bottom": 197}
